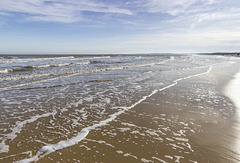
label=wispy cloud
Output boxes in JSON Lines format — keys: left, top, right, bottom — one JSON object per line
{"left": 0, "top": 0, "right": 240, "bottom": 53}
{"left": 0, "top": 0, "right": 133, "bottom": 23}
{"left": 140, "top": 0, "right": 218, "bottom": 15}
{"left": 122, "top": 0, "right": 240, "bottom": 31}
{"left": 0, "top": 11, "right": 9, "bottom": 16}
{"left": 121, "top": 29, "right": 240, "bottom": 53}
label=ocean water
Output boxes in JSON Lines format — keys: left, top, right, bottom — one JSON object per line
{"left": 0, "top": 54, "right": 239, "bottom": 162}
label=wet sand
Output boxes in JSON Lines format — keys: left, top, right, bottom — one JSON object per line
{"left": 28, "top": 62, "right": 240, "bottom": 163}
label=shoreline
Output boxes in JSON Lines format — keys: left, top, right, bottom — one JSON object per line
{"left": 188, "top": 63, "right": 240, "bottom": 162}
{"left": 1, "top": 55, "right": 239, "bottom": 162}
{"left": 18, "top": 63, "right": 213, "bottom": 162}
{"left": 223, "top": 69, "right": 240, "bottom": 161}
{"left": 224, "top": 69, "right": 240, "bottom": 109}
{"left": 35, "top": 62, "right": 240, "bottom": 162}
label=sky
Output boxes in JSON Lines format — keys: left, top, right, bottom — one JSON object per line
{"left": 0, "top": 0, "right": 240, "bottom": 54}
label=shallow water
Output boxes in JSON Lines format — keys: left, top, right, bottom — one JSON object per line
{"left": 0, "top": 54, "right": 239, "bottom": 162}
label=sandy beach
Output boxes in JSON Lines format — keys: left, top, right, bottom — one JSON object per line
{"left": 1, "top": 0, "right": 240, "bottom": 162}
{"left": 0, "top": 55, "right": 240, "bottom": 163}
{"left": 35, "top": 61, "right": 240, "bottom": 162}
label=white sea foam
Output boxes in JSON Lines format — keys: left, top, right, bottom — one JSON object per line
{"left": 124, "top": 153, "right": 138, "bottom": 159}
{"left": 0, "top": 56, "right": 75, "bottom": 64}
{"left": 121, "top": 122, "right": 136, "bottom": 127}
{"left": 0, "top": 56, "right": 110, "bottom": 64}
{"left": 116, "top": 150, "right": 123, "bottom": 154}
{"left": 85, "top": 138, "right": 114, "bottom": 148}
{"left": 17, "top": 65, "right": 213, "bottom": 162}
{"left": 141, "top": 158, "right": 154, "bottom": 163}
{"left": 0, "top": 112, "right": 54, "bottom": 154}
{"left": 23, "top": 61, "right": 90, "bottom": 69}
{"left": 152, "top": 156, "right": 167, "bottom": 163}
{"left": 175, "top": 155, "right": 184, "bottom": 162}
{"left": 118, "top": 127, "right": 131, "bottom": 132}
{"left": 0, "top": 69, "right": 12, "bottom": 74}
{"left": 0, "top": 151, "right": 32, "bottom": 160}
{"left": 0, "top": 59, "right": 173, "bottom": 90}
{"left": 0, "top": 62, "right": 90, "bottom": 77}
{"left": 18, "top": 109, "right": 126, "bottom": 162}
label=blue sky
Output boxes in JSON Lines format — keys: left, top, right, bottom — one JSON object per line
{"left": 0, "top": 0, "right": 240, "bottom": 54}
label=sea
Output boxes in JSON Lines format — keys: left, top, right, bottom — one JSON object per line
{"left": 0, "top": 54, "right": 239, "bottom": 162}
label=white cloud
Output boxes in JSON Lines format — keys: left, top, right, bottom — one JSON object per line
{"left": 0, "top": 0, "right": 133, "bottom": 23}
{"left": 165, "top": 6, "right": 240, "bottom": 32}
{"left": 119, "top": 0, "right": 240, "bottom": 53}
{"left": 124, "top": 0, "right": 240, "bottom": 32}
{"left": 27, "top": 15, "right": 80, "bottom": 23}
{"left": 0, "top": 11, "right": 9, "bottom": 16}
{"left": 141, "top": 0, "right": 213, "bottom": 15}
{"left": 196, "top": 9, "right": 240, "bottom": 23}
{"left": 121, "top": 28, "right": 240, "bottom": 53}
{"left": 1, "top": 0, "right": 240, "bottom": 53}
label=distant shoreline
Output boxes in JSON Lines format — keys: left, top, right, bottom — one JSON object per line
{"left": 0, "top": 52, "right": 239, "bottom": 57}
{"left": 203, "top": 52, "right": 240, "bottom": 57}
